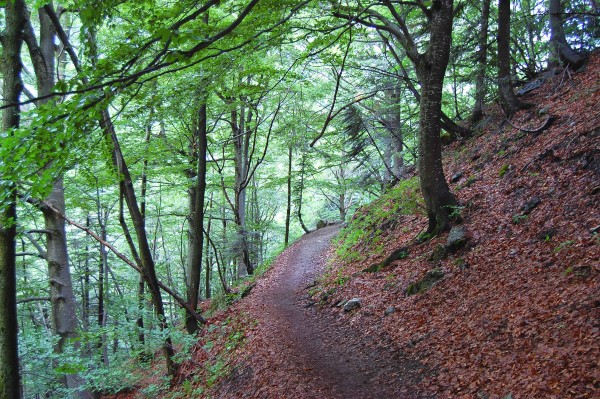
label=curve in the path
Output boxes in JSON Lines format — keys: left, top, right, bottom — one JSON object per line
{"left": 219, "top": 225, "right": 430, "bottom": 399}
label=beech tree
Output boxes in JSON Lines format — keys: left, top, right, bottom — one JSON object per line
{"left": 0, "top": 1, "right": 26, "bottom": 398}
{"left": 497, "top": 0, "right": 523, "bottom": 117}
{"left": 332, "top": 0, "right": 458, "bottom": 234}
{"left": 549, "top": 0, "right": 587, "bottom": 68}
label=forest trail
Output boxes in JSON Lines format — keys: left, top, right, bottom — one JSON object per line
{"left": 214, "top": 224, "right": 429, "bottom": 399}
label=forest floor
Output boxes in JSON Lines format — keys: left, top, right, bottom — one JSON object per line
{"left": 107, "top": 53, "right": 599, "bottom": 399}
{"left": 200, "top": 224, "right": 431, "bottom": 399}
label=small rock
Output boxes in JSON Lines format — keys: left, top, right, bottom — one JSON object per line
{"left": 406, "top": 268, "right": 445, "bottom": 296}
{"left": 538, "top": 106, "right": 550, "bottom": 115}
{"left": 451, "top": 172, "right": 463, "bottom": 183}
{"left": 446, "top": 226, "right": 468, "bottom": 252}
{"left": 521, "top": 196, "right": 541, "bottom": 215}
{"left": 590, "top": 225, "right": 600, "bottom": 235}
{"left": 431, "top": 244, "right": 448, "bottom": 263}
{"left": 537, "top": 228, "right": 557, "bottom": 241}
{"left": 343, "top": 298, "right": 362, "bottom": 312}
{"left": 384, "top": 306, "right": 396, "bottom": 316}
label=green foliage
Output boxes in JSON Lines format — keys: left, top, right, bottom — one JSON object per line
{"left": 334, "top": 177, "right": 424, "bottom": 262}
{"left": 498, "top": 164, "right": 510, "bottom": 177}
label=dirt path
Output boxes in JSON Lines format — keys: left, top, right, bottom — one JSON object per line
{"left": 216, "top": 225, "right": 430, "bottom": 399}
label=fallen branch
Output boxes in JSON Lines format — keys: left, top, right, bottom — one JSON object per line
{"left": 499, "top": 104, "right": 555, "bottom": 134}
{"left": 505, "top": 115, "right": 555, "bottom": 134}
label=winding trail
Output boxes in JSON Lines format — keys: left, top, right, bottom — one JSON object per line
{"left": 217, "top": 225, "right": 429, "bottom": 398}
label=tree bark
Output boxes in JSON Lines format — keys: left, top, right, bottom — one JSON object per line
{"left": 24, "top": 6, "right": 91, "bottom": 395}
{"left": 285, "top": 145, "right": 293, "bottom": 246}
{"left": 100, "top": 112, "right": 176, "bottom": 376}
{"left": 549, "top": 0, "right": 587, "bottom": 68}
{"left": 497, "top": 0, "right": 522, "bottom": 118}
{"left": 471, "top": 0, "right": 491, "bottom": 122}
{"left": 185, "top": 100, "right": 208, "bottom": 334}
{"left": 0, "top": 1, "right": 25, "bottom": 398}
{"left": 416, "top": 0, "right": 458, "bottom": 235}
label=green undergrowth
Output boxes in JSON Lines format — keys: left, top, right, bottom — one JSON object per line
{"left": 332, "top": 177, "right": 424, "bottom": 264}
{"left": 164, "top": 313, "right": 254, "bottom": 399}
{"left": 208, "top": 244, "right": 287, "bottom": 315}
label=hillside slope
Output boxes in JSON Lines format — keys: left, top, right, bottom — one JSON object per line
{"left": 312, "top": 54, "right": 600, "bottom": 398}
{"left": 106, "top": 54, "right": 599, "bottom": 399}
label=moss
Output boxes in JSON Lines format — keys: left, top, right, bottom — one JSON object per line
{"left": 405, "top": 268, "right": 445, "bottom": 296}
{"left": 334, "top": 177, "right": 424, "bottom": 263}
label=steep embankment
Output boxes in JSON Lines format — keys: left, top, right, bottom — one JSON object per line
{"left": 311, "top": 54, "right": 600, "bottom": 398}
{"left": 107, "top": 55, "right": 598, "bottom": 399}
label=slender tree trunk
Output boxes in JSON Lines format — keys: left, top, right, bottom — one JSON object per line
{"left": 388, "top": 86, "right": 404, "bottom": 178}
{"left": 204, "top": 199, "right": 213, "bottom": 299}
{"left": 0, "top": 1, "right": 25, "bottom": 398}
{"left": 471, "top": 0, "right": 491, "bottom": 122}
{"left": 100, "top": 111, "right": 176, "bottom": 376}
{"left": 416, "top": 0, "right": 458, "bottom": 235}
{"left": 497, "top": 0, "right": 522, "bottom": 118}
{"left": 285, "top": 145, "right": 293, "bottom": 246}
{"left": 185, "top": 100, "right": 208, "bottom": 334}
{"left": 295, "top": 153, "right": 311, "bottom": 234}
{"left": 549, "top": 0, "right": 586, "bottom": 68}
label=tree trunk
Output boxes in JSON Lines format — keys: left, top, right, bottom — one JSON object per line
{"left": 24, "top": 6, "right": 91, "bottom": 395}
{"left": 497, "top": 0, "right": 522, "bottom": 118}
{"left": 285, "top": 145, "right": 293, "bottom": 246}
{"left": 549, "top": 0, "right": 586, "bottom": 68}
{"left": 0, "top": 1, "right": 25, "bottom": 398}
{"left": 204, "top": 200, "right": 213, "bottom": 299}
{"left": 296, "top": 153, "right": 311, "bottom": 234}
{"left": 388, "top": 86, "right": 404, "bottom": 178}
{"left": 185, "top": 100, "right": 208, "bottom": 334}
{"left": 471, "top": 0, "right": 491, "bottom": 122}
{"left": 416, "top": 0, "right": 458, "bottom": 235}
{"left": 232, "top": 106, "right": 252, "bottom": 278}
{"left": 100, "top": 111, "right": 176, "bottom": 376}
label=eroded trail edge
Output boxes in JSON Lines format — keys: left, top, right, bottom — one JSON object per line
{"left": 217, "top": 225, "right": 430, "bottom": 399}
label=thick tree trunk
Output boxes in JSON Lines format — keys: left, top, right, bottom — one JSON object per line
{"left": 471, "top": 0, "right": 491, "bottom": 122}
{"left": 497, "top": 0, "right": 522, "bottom": 118}
{"left": 416, "top": 0, "right": 458, "bottom": 235}
{"left": 232, "top": 106, "right": 252, "bottom": 278}
{"left": 25, "top": 6, "right": 91, "bottom": 395}
{"left": 0, "top": 1, "right": 25, "bottom": 398}
{"left": 185, "top": 101, "right": 208, "bottom": 334}
{"left": 549, "top": 0, "right": 586, "bottom": 68}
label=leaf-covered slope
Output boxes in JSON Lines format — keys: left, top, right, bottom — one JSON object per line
{"left": 314, "top": 53, "right": 600, "bottom": 398}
